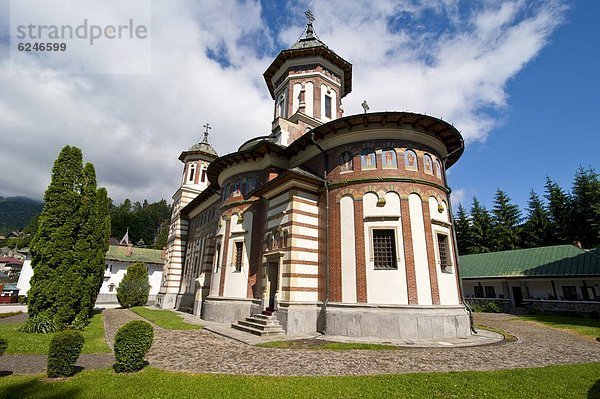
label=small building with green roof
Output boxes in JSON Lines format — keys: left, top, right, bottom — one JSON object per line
{"left": 460, "top": 244, "right": 600, "bottom": 312}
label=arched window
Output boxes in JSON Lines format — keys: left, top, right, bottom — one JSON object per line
{"left": 423, "top": 154, "right": 433, "bottom": 175}
{"left": 273, "top": 230, "right": 281, "bottom": 249}
{"left": 283, "top": 230, "right": 289, "bottom": 247}
{"left": 187, "top": 163, "right": 196, "bottom": 183}
{"left": 361, "top": 148, "right": 376, "bottom": 170}
{"left": 245, "top": 177, "right": 257, "bottom": 193}
{"left": 277, "top": 94, "right": 286, "bottom": 118}
{"left": 382, "top": 148, "right": 397, "bottom": 169}
{"left": 200, "top": 167, "right": 206, "bottom": 183}
{"left": 404, "top": 150, "right": 418, "bottom": 171}
{"left": 434, "top": 159, "right": 443, "bottom": 179}
{"left": 266, "top": 233, "right": 274, "bottom": 250}
{"left": 339, "top": 151, "right": 353, "bottom": 173}
{"left": 232, "top": 179, "right": 242, "bottom": 196}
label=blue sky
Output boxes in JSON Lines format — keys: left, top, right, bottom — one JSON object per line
{"left": 449, "top": 0, "right": 599, "bottom": 211}
{"left": 0, "top": 0, "right": 596, "bottom": 214}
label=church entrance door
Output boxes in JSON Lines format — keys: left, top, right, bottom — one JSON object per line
{"left": 267, "top": 261, "right": 279, "bottom": 309}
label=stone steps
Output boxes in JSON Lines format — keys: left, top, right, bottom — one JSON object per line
{"left": 230, "top": 314, "right": 285, "bottom": 337}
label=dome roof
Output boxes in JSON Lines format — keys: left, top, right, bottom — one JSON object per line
{"left": 189, "top": 141, "right": 218, "bottom": 157}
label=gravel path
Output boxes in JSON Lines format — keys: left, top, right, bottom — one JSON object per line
{"left": 145, "top": 312, "right": 600, "bottom": 376}
{"left": 102, "top": 308, "right": 149, "bottom": 349}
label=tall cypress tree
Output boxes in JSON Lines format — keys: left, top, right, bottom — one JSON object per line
{"left": 521, "top": 190, "right": 552, "bottom": 248}
{"left": 469, "top": 197, "right": 494, "bottom": 253}
{"left": 491, "top": 188, "right": 522, "bottom": 251}
{"left": 545, "top": 177, "right": 571, "bottom": 244}
{"left": 28, "top": 146, "right": 110, "bottom": 328}
{"left": 454, "top": 203, "right": 472, "bottom": 255}
{"left": 571, "top": 166, "right": 600, "bottom": 248}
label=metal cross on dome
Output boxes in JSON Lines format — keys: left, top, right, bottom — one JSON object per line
{"left": 202, "top": 123, "right": 211, "bottom": 142}
{"left": 305, "top": 10, "right": 315, "bottom": 23}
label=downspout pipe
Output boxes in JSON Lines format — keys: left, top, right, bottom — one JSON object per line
{"left": 442, "top": 138, "right": 477, "bottom": 334}
{"left": 310, "top": 132, "right": 330, "bottom": 334}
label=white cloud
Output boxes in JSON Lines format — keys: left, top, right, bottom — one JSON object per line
{"left": 0, "top": 0, "right": 567, "bottom": 203}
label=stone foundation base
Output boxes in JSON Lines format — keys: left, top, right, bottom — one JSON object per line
{"left": 202, "top": 297, "right": 255, "bottom": 323}
{"left": 276, "top": 302, "right": 322, "bottom": 335}
{"left": 176, "top": 293, "right": 195, "bottom": 313}
{"left": 325, "top": 303, "right": 471, "bottom": 340}
{"left": 95, "top": 294, "right": 156, "bottom": 305}
{"left": 156, "top": 293, "right": 177, "bottom": 309}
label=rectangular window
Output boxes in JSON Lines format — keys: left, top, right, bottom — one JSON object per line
{"left": 324, "top": 95, "right": 332, "bottom": 118}
{"left": 474, "top": 285, "right": 484, "bottom": 298}
{"left": 562, "top": 286, "right": 578, "bottom": 301}
{"left": 484, "top": 286, "right": 496, "bottom": 298}
{"left": 372, "top": 229, "right": 397, "bottom": 270}
{"left": 437, "top": 233, "right": 452, "bottom": 272}
{"left": 234, "top": 241, "right": 243, "bottom": 272}
{"left": 201, "top": 168, "right": 206, "bottom": 182}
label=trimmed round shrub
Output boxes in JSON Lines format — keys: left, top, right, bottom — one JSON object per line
{"left": 47, "top": 330, "right": 85, "bottom": 378}
{"left": 117, "top": 262, "right": 150, "bottom": 308}
{"left": 0, "top": 338, "right": 7, "bottom": 356}
{"left": 113, "top": 320, "right": 153, "bottom": 373}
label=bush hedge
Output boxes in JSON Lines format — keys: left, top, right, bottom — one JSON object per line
{"left": 117, "top": 262, "right": 150, "bottom": 308}
{"left": 47, "top": 330, "right": 85, "bottom": 378}
{"left": 0, "top": 338, "right": 7, "bottom": 356}
{"left": 113, "top": 320, "right": 153, "bottom": 373}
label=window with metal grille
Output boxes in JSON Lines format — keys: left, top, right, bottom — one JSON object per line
{"left": 484, "top": 286, "right": 496, "bottom": 298}
{"left": 234, "top": 241, "right": 243, "bottom": 272}
{"left": 325, "top": 95, "right": 332, "bottom": 118}
{"left": 372, "top": 229, "right": 397, "bottom": 270}
{"left": 437, "top": 233, "right": 451, "bottom": 272}
{"left": 474, "top": 285, "right": 484, "bottom": 298}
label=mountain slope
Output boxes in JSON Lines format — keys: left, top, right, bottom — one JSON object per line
{"left": 0, "top": 196, "right": 43, "bottom": 235}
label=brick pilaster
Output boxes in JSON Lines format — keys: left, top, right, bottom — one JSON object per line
{"left": 400, "top": 197, "right": 418, "bottom": 304}
{"left": 422, "top": 201, "right": 441, "bottom": 305}
{"left": 354, "top": 199, "right": 367, "bottom": 303}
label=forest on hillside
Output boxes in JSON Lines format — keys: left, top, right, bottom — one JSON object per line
{"left": 109, "top": 199, "right": 171, "bottom": 249}
{"left": 455, "top": 166, "right": 600, "bottom": 254}
{"left": 0, "top": 196, "right": 43, "bottom": 235}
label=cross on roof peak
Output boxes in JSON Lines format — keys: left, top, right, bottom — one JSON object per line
{"left": 305, "top": 10, "right": 315, "bottom": 23}
{"left": 202, "top": 123, "right": 211, "bottom": 142}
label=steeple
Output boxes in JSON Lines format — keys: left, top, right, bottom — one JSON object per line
{"left": 263, "top": 10, "right": 353, "bottom": 146}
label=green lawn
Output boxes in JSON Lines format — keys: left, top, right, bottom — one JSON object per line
{"left": 517, "top": 315, "right": 600, "bottom": 340}
{"left": 130, "top": 307, "right": 202, "bottom": 330}
{"left": 0, "top": 311, "right": 109, "bottom": 354}
{"left": 0, "top": 363, "right": 598, "bottom": 398}
{"left": 258, "top": 340, "right": 400, "bottom": 350}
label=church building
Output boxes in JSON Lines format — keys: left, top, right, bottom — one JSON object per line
{"left": 157, "top": 15, "right": 471, "bottom": 340}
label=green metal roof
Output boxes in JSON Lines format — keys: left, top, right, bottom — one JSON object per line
{"left": 105, "top": 245, "right": 165, "bottom": 265}
{"left": 459, "top": 245, "right": 600, "bottom": 279}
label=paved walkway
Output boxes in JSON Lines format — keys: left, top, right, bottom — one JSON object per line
{"left": 144, "top": 311, "right": 600, "bottom": 376}
{"left": 2, "top": 310, "right": 599, "bottom": 376}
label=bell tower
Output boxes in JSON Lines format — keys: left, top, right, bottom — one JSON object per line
{"left": 157, "top": 124, "right": 218, "bottom": 309}
{"left": 264, "top": 11, "right": 352, "bottom": 146}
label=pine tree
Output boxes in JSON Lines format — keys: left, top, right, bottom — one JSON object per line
{"left": 545, "top": 177, "right": 571, "bottom": 244}
{"left": 521, "top": 190, "right": 552, "bottom": 248}
{"left": 28, "top": 146, "right": 110, "bottom": 328}
{"left": 491, "top": 188, "right": 522, "bottom": 251}
{"left": 469, "top": 197, "right": 494, "bottom": 253}
{"left": 454, "top": 203, "right": 472, "bottom": 255}
{"left": 571, "top": 166, "right": 600, "bottom": 248}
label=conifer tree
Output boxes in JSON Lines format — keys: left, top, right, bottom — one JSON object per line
{"left": 491, "top": 188, "right": 522, "bottom": 251}
{"left": 469, "top": 197, "right": 494, "bottom": 253}
{"left": 521, "top": 190, "right": 552, "bottom": 248}
{"left": 545, "top": 177, "right": 571, "bottom": 244}
{"left": 454, "top": 203, "right": 472, "bottom": 255}
{"left": 570, "top": 167, "right": 600, "bottom": 248}
{"left": 28, "top": 146, "right": 110, "bottom": 328}
{"left": 117, "top": 262, "right": 150, "bottom": 308}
